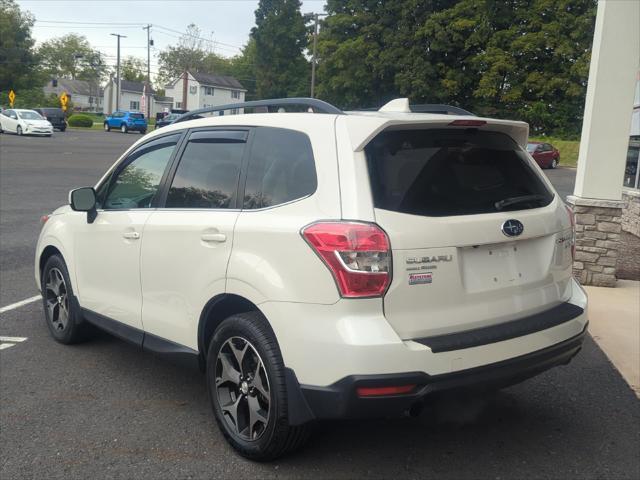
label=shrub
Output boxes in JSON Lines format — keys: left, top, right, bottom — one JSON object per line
{"left": 67, "top": 114, "right": 94, "bottom": 128}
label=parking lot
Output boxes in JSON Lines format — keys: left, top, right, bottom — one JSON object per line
{"left": 1, "top": 130, "right": 639, "bottom": 479}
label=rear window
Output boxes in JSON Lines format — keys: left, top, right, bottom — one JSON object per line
{"left": 366, "top": 129, "right": 553, "bottom": 217}
{"left": 130, "top": 113, "right": 144, "bottom": 119}
{"left": 40, "top": 108, "right": 63, "bottom": 115}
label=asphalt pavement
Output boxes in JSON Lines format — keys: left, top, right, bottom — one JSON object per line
{"left": 1, "top": 130, "right": 638, "bottom": 479}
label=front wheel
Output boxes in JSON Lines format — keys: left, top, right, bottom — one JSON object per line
{"left": 41, "top": 255, "right": 93, "bottom": 344}
{"left": 207, "top": 312, "right": 310, "bottom": 461}
{"left": 550, "top": 158, "right": 558, "bottom": 169}
{"left": 103, "top": 123, "right": 110, "bottom": 132}
{"left": 16, "top": 126, "right": 23, "bottom": 136}
{"left": 120, "top": 124, "right": 128, "bottom": 134}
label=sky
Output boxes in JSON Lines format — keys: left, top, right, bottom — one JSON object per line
{"left": 18, "top": 0, "right": 327, "bottom": 80}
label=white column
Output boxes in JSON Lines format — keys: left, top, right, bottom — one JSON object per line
{"left": 573, "top": 0, "right": 640, "bottom": 200}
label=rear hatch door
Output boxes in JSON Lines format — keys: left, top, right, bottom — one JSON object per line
{"left": 363, "top": 124, "right": 574, "bottom": 340}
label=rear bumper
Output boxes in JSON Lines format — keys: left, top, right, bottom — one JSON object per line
{"left": 290, "top": 324, "right": 586, "bottom": 422}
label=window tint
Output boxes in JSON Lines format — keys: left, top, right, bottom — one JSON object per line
{"left": 366, "top": 129, "right": 553, "bottom": 217}
{"left": 101, "top": 134, "right": 179, "bottom": 209}
{"left": 243, "top": 127, "right": 317, "bottom": 209}
{"left": 165, "top": 131, "right": 246, "bottom": 209}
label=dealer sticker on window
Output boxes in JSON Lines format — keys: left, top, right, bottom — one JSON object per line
{"left": 408, "top": 272, "right": 433, "bottom": 285}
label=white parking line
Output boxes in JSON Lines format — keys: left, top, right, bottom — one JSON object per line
{"left": 0, "top": 336, "right": 27, "bottom": 351}
{"left": 0, "top": 295, "right": 41, "bottom": 314}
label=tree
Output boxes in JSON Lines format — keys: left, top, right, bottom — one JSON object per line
{"left": 119, "top": 56, "right": 147, "bottom": 83}
{"left": 251, "top": 0, "right": 309, "bottom": 98}
{"left": 316, "top": 0, "right": 596, "bottom": 137}
{"left": 38, "top": 33, "right": 106, "bottom": 81}
{"left": 0, "top": 0, "right": 43, "bottom": 92}
{"left": 228, "top": 39, "right": 257, "bottom": 100}
{"left": 157, "top": 24, "right": 209, "bottom": 85}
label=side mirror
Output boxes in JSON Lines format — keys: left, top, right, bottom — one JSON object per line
{"left": 69, "top": 187, "right": 97, "bottom": 223}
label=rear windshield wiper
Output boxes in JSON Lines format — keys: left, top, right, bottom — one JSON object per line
{"left": 494, "top": 194, "right": 546, "bottom": 211}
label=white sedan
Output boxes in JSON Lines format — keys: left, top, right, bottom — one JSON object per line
{"left": 0, "top": 109, "right": 53, "bottom": 136}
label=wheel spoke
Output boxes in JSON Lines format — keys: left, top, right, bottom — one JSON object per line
{"left": 229, "top": 339, "right": 249, "bottom": 375}
{"left": 247, "top": 394, "right": 268, "bottom": 439}
{"left": 216, "top": 352, "right": 241, "bottom": 387}
{"left": 252, "top": 362, "right": 269, "bottom": 400}
{"left": 221, "top": 395, "right": 243, "bottom": 433}
{"left": 46, "top": 298, "right": 57, "bottom": 318}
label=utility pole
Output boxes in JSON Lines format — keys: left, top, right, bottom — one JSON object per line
{"left": 310, "top": 13, "right": 327, "bottom": 98}
{"left": 143, "top": 24, "right": 152, "bottom": 118}
{"left": 110, "top": 33, "right": 126, "bottom": 112}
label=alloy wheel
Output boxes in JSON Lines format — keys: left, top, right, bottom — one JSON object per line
{"left": 215, "top": 336, "right": 271, "bottom": 441}
{"left": 17, "top": 126, "right": 22, "bottom": 136}
{"left": 44, "top": 267, "right": 69, "bottom": 332}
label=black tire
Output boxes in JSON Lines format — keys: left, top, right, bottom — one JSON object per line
{"left": 60, "top": 127, "right": 66, "bottom": 132}
{"left": 16, "top": 125, "right": 22, "bottom": 136}
{"left": 120, "top": 124, "right": 128, "bottom": 134}
{"left": 207, "top": 312, "right": 310, "bottom": 461}
{"left": 103, "top": 122, "right": 110, "bottom": 132}
{"left": 140, "top": 129, "right": 146, "bottom": 135}
{"left": 41, "top": 255, "right": 93, "bottom": 344}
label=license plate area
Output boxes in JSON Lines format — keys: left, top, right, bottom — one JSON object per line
{"left": 460, "top": 239, "right": 548, "bottom": 293}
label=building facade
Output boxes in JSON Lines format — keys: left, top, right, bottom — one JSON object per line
{"left": 43, "top": 79, "right": 103, "bottom": 112}
{"left": 165, "top": 71, "right": 246, "bottom": 112}
{"left": 103, "top": 79, "right": 172, "bottom": 117}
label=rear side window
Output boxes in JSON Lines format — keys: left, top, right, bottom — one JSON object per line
{"left": 366, "top": 129, "right": 553, "bottom": 217}
{"left": 243, "top": 127, "right": 317, "bottom": 209}
{"left": 166, "top": 130, "right": 247, "bottom": 209}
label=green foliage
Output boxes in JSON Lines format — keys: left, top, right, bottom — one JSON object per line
{"left": 38, "top": 33, "right": 106, "bottom": 82}
{"left": 67, "top": 114, "right": 94, "bottom": 127}
{"left": 316, "top": 0, "right": 597, "bottom": 136}
{"left": 119, "top": 56, "right": 147, "bottom": 83}
{"left": 251, "top": 0, "right": 309, "bottom": 98}
{"left": 0, "top": 0, "right": 44, "bottom": 92}
{"left": 0, "top": 89, "right": 70, "bottom": 110}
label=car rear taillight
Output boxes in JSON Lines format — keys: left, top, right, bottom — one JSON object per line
{"left": 301, "top": 221, "right": 391, "bottom": 298}
{"left": 448, "top": 119, "right": 487, "bottom": 127}
{"left": 565, "top": 205, "right": 576, "bottom": 260}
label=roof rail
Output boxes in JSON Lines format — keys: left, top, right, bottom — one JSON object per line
{"left": 409, "top": 104, "right": 474, "bottom": 116}
{"left": 172, "top": 97, "right": 344, "bottom": 124}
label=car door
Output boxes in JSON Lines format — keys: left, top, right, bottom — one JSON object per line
{"left": 73, "top": 133, "right": 182, "bottom": 336}
{"left": 140, "top": 129, "right": 248, "bottom": 349}
{"left": 108, "top": 112, "right": 121, "bottom": 128}
{"left": 3, "top": 110, "right": 18, "bottom": 132}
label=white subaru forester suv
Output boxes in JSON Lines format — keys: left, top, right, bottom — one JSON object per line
{"left": 35, "top": 98, "right": 588, "bottom": 460}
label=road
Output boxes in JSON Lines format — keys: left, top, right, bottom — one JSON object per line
{"left": 1, "top": 131, "right": 638, "bottom": 479}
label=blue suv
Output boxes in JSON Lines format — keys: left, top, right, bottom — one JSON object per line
{"left": 104, "top": 111, "right": 147, "bottom": 134}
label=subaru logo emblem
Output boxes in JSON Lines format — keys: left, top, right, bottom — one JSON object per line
{"left": 502, "top": 219, "right": 524, "bottom": 237}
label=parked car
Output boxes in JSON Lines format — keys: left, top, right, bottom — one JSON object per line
{"left": 0, "top": 109, "right": 53, "bottom": 136}
{"left": 103, "top": 111, "right": 147, "bottom": 134}
{"left": 35, "top": 97, "right": 587, "bottom": 461}
{"left": 154, "top": 112, "right": 182, "bottom": 129}
{"left": 527, "top": 141, "right": 560, "bottom": 169}
{"left": 33, "top": 107, "right": 67, "bottom": 132}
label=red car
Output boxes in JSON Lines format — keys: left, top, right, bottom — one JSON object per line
{"left": 527, "top": 141, "right": 560, "bottom": 169}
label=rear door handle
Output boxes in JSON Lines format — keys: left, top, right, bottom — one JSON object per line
{"left": 201, "top": 233, "right": 227, "bottom": 243}
{"left": 122, "top": 231, "right": 140, "bottom": 240}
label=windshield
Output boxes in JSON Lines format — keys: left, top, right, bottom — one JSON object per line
{"left": 18, "top": 111, "right": 43, "bottom": 120}
{"left": 366, "top": 129, "right": 553, "bottom": 217}
{"left": 526, "top": 143, "right": 538, "bottom": 153}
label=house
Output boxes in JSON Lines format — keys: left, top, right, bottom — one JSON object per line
{"left": 103, "top": 78, "right": 172, "bottom": 117}
{"left": 165, "top": 71, "right": 246, "bottom": 112}
{"left": 43, "top": 78, "right": 103, "bottom": 112}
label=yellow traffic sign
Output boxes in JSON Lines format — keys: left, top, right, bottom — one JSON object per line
{"left": 59, "top": 92, "right": 68, "bottom": 106}
{"left": 8, "top": 90, "right": 15, "bottom": 107}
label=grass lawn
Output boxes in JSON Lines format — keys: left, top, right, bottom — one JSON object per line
{"left": 530, "top": 136, "right": 580, "bottom": 168}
